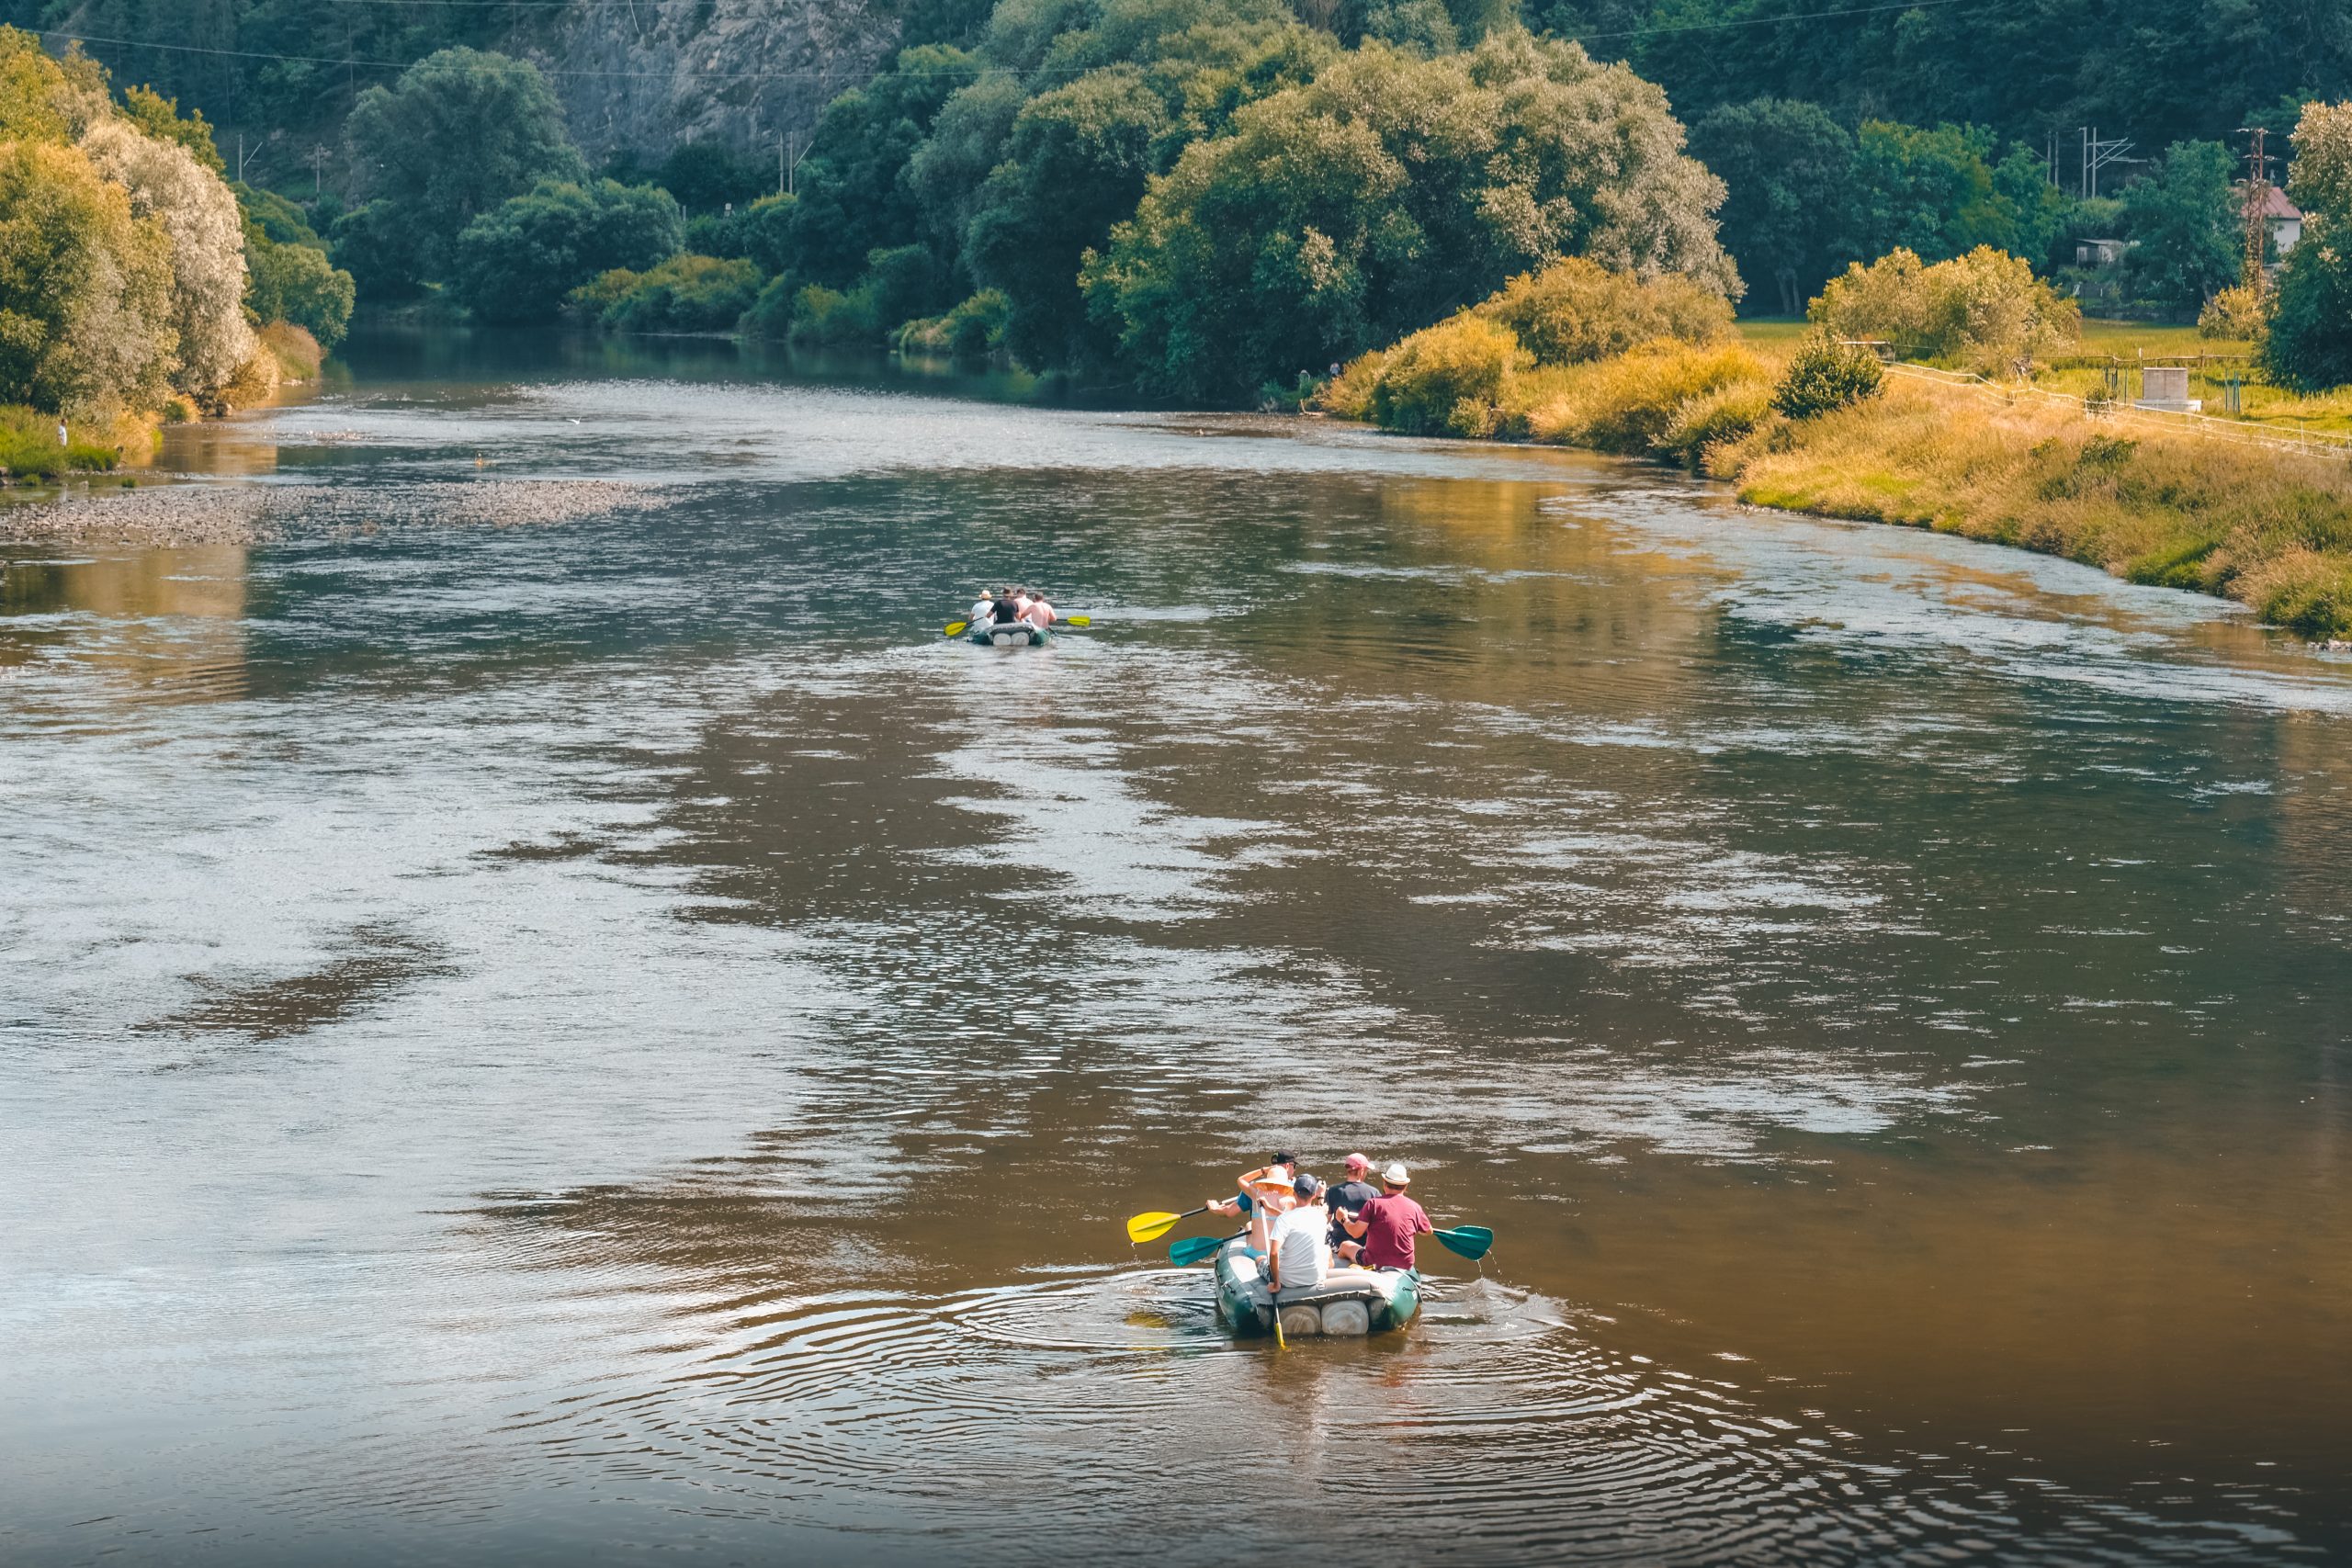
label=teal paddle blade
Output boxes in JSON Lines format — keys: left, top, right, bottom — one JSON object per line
{"left": 1168, "top": 1235, "right": 1227, "bottom": 1266}
{"left": 1431, "top": 1225, "right": 1494, "bottom": 1261}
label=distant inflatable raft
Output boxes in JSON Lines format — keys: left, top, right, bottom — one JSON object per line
{"left": 1213, "top": 1236, "right": 1420, "bottom": 1338}
{"left": 969, "top": 622, "right": 1054, "bottom": 648}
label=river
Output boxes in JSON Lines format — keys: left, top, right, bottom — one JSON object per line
{"left": 5, "top": 330, "right": 2350, "bottom": 1564}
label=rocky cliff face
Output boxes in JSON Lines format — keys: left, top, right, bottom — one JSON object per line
{"left": 530, "top": 0, "right": 900, "bottom": 165}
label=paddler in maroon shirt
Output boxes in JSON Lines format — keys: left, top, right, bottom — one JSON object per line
{"left": 1342, "top": 1161, "right": 1433, "bottom": 1269}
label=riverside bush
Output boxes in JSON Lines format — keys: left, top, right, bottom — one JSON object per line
{"left": 1366, "top": 315, "right": 1527, "bottom": 437}
{"left": 1475, "top": 257, "right": 1732, "bottom": 366}
{"left": 1655, "top": 378, "right": 1777, "bottom": 468}
{"left": 1773, "top": 333, "right": 1884, "bottom": 418}
{"left": 576, "top": 254, "right": 760, "bottom": 333}
{"left": 259, "top": 321, "right": 323, "bottom": 380}
{"left": 2198, "top": 282, "right": 2269, "bottom": 343}
{"left": 897, "top": 289, "right": 1011, "bottom": 358}
{"left": 1812, "top": 245, "right": 2080, "bottom": 374}
{"left": 1521, "top": 340, "right": 1772, "bottom": 453}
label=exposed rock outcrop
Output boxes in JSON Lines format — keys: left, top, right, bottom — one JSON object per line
{"left": 530, "top": 0, "right": 900, "bottom": 166}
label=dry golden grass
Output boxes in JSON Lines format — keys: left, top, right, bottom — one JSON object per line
{"left": 1719, "top": 378, "right": 2352, "bottom": 635}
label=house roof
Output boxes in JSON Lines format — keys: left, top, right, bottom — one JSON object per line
{"left": 2251, "top": 185, "right": 2302, "bottom": 220}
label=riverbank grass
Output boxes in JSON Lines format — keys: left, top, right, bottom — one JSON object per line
{"left": 1715, "top": 378, "right": 2352, "bottom": 633}
{"left": 0, "top": 407, "right": 121, "bottom": 481}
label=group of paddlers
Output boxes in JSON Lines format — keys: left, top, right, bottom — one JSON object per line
{"left": 1209, "top": 1151, "right": 1431, "bottom": 1295}
{"left": 967, "top": 585, "right": 1057, "bottom": 629}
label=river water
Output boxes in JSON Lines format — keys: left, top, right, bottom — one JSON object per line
{"left": 5, "top": 331, "right": 2350, "bottom": 1564}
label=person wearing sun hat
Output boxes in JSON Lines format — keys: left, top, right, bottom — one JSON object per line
{"left": 1342, "top": 1160, "right": 1432, "bottom": 1270}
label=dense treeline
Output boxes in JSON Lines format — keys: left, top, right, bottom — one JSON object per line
{"left": 1540, "top": 0, "right": 2343, "bottom": 154}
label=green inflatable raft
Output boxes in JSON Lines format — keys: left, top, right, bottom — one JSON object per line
{"left": 1211, "top": 1236, "right": 1420, "bottom": 1338}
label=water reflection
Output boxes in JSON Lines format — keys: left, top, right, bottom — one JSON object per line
{"left": 4, "top": 348, "right": 2349, "bottom": 1563}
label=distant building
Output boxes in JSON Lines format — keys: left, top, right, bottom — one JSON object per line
{"left": 2256, "top": 186, "right": 2303, "bottom": 254}
{"left": 2075, "top": 237, "right": 2131, "bottom": 267}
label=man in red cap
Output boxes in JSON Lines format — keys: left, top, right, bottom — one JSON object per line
{"left": 1326, "top": 1153, "right": 1380, "bottom": 1263}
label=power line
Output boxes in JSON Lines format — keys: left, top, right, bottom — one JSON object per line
{"left": 1566, "top": 0, "right": 1988, "bottom": 43}
{"left": 43, "top": 28, "right": 944, "bottom": 80}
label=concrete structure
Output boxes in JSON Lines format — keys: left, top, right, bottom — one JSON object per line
{"left": 2136, "top": 366, "right": 2200, "bottom": 413}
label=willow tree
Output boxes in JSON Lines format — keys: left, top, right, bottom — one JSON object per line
{"left": 0, "top": 139, "right": 175, "bottom": 412}
{"left": 1080, "top": 28, "right": 1737, "bottom": 402}
{"left": 80, "top": 119, "right": 255, "bottom": 406}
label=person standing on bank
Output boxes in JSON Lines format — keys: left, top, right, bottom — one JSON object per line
{"left": 1342, "top": 1162, "right": 1432, "bottom": 1270}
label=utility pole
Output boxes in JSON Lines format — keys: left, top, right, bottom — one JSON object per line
{"left": 2239, "top": 126, "right": 2275, "bottom": 290}
{"left": 309, "top": 143, "right": 329, "bottom": 198}
{"left": 2080, "top": 126, "right": 2136, "bottom": 199}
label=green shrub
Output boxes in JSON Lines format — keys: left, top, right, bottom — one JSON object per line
{"left": 1812, "top": 245, "right": 2081, "bottom": 373}
{"left": 1475, "top": 256, "right": 1732, "bottom": 367}
{"left": 1655, "top": 378, "right": 1776, "bottom": 468}
{"left": 739, "top": 273, "right": 797, "bottom": 339}
{"left": 573, "top": 254, "right": 760, "bottom": 333}
{"left": 258, "top": 321, "right": 322, "bottom": 380}
{"left": 1366, "top": 314, "right": 1527, "bottom": 436}
{"left": 450, "top": 179, "right": 684, "bottom": 324}
{"left": 787, "top": 283, "right": 881, "bottom": 346}
{"left": 245, "top": 231, "right": 356, "bottom": 346}
{"left": 898, "top": 288, "right": 1011, "bottom": 358}
{"left": 1773, "top": 333, "right": 1885, "bottom": 418}
{"left": 2198, "top": 281, "right": 2269, "bottom": 343}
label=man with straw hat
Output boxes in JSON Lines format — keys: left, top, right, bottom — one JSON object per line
{"left": 1341, "top": 1161, "right": 1432, "bottom": 1271}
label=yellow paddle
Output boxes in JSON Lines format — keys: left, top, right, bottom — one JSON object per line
{"left": 1126, "top": 1204, "right": 1208, "bottom": 1244}
{"left": 944, "top": 615, "right": 1091, "bottom": 638}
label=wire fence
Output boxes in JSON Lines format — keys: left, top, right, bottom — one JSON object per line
{"left": 1883, "top": 362, "right": 2352, "bottom": 458}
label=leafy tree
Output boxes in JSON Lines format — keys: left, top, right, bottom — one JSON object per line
{"left": 771, "top": 44, "right": 980, "bottom": 288}
{"left": 117, "top": 84, "right": 222, "bottom": 173}
{"left": 2118, "top": 141, "right": 2236, "bottom": 316}
{"left": 1849, "top": 121, "right": 2059, "bottom": 267}
{"left": 247, "top": 234, "right": 355, "bottom": 345}
{"left": 334, "top": 48, "right": 585, "bottom": 295}
{"left": 80, "top": 119, "right": 256, "bottom": 405}
{"left": 232, "top": 180, "right": 318, "bottom": 246}
{"left": 2261, "top": 101, "right": 2352, "bottom": 390}
{"left": 0, "top": 139, "right": 175, "bottom": 412}
{"left": 1688, "top": 98, "right": 1852, "bottom": 315}
{"left": 448, "top": 179, "right": 684, "bottom": 323}
{"left": 904, "top": 71, "right": 1030, "bottom": 246}
{"left": 967, "top": 65, "right": 1171, "bottom": 368}
{"left": 1083, "top": 29, "right": 1735, "bottom": 401}
{"left": 655, "top": 139, "right": 772, "bottom": 213}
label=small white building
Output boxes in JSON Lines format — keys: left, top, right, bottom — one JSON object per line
{"left": 2075, "top": 237, "right": 2131, "bottom": 267}
{"left": 2257, "top": 186, "right": 2303, "bottom": 254}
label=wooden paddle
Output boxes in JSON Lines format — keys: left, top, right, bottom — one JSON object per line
{"left": 1126, "top": 1204, "right": 1208, "bottom": 1245}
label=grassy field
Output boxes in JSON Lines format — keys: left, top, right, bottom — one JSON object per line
{"left": 1741, "top": 315, "right": 2352, "bottom": 437}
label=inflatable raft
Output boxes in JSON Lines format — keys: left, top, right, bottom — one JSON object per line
{"left": 968, "top": 621, "right": 1054, "bottom": 648}
{"left": 1212, "top": 1236, "right": 1420, "bottom": 1338}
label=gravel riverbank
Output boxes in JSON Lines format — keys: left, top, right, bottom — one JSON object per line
{"left": 0, "top": 479, "right": 680, "bottom": 548}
